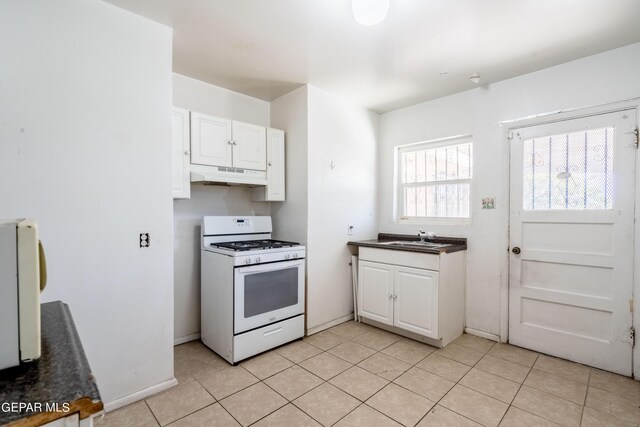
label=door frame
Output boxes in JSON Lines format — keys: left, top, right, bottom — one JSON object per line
{"left": 501, "top": 100, "right": 640, "bottom": 377}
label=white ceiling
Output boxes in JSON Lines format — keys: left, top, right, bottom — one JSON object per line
{"left": 105, "top": 0, "right": 640, "bottom": 113}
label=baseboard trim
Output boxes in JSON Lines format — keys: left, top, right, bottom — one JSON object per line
{"left": 306, "top": 313, "right": 354, "bottom": 336}
{"left": 104, "top": 378, "right": 178, "bottom": 412}
{"left": 465, "top": 327, "right": 500, "bottom": 342}
{"left": 174, "top": 333, "right": 201, "bottom": 346}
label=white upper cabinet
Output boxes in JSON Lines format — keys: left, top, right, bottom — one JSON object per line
{"left": 172, "top": 107, "right": 191, "bottom": 199}
{"left": 190, "top": 112, "right": 233, "bottom": 168}
{"left": 232, "top": 121, "right": 266, "bottom": 170}
{"left": 182, "top": 110, "right": 284, "bottom": 198}
{"left": 190, "top": 112, "right": 266, "bottom": 171}
{"left": 252, "top": 128, "right": 285, "bottom": 202}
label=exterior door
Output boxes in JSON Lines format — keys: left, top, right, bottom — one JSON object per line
{"left": 394, "top": 266, "right": 439, "bottom": 338}
{"left": 509, "top": 110, "right": 636, "bottom": 375}
{"left": 358, "top": 261, "right": 393, "bottom": 326}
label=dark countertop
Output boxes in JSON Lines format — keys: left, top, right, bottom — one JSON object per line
{"left": 0, "top": 301, "right": 103, "bottom": 426}
{"left": 348, "top": 233, "right": 467, "bottom": 254}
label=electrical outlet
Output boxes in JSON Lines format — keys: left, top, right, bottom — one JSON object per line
{"left": 139, "top": 233, "right": 150, "bottom": 248}
{"left": 348, "top": 225, "right": 354, "bottom": 236}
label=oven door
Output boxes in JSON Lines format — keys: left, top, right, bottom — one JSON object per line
{"left": 234, "top": 258, "right": 305, "bottom": 334}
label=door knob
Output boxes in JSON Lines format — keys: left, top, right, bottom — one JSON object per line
{"left": 512, "top": 247, "right": 521, "bottom": 255}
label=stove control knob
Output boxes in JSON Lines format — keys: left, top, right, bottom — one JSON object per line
{"left": 245, "top": 258, "right": 251, "bottom": 265}
{"left": 285, "top": 254, "right": 290, "bottom": 260}
{"left": 293, "top": 252, "right": 298, "bottom": 259}
{"left": 256, "top": 256, "right": 261, "bottom": 263}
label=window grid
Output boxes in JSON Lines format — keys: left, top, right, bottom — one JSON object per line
{"left": 398, "top": 140, "right": 472, "bottom": 219}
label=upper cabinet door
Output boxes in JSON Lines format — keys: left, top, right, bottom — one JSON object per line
{"left": 171, "top": 107, "right": 190, "bottom": 199}
{"left": 232, "top": 121, "right": 266, "bottom": 171}
{"left": 190, "top": 112, "right": 233, "bottom": 167}
{"left": 266, "top": 128, "right": 285, "bottom": 200}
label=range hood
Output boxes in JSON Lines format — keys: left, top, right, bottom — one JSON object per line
{"left": 190, "top": 164, "right": 267, "bottom": 186}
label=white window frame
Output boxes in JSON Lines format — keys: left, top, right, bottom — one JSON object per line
{"left": 394, "top": 134, "right": 473, "bottom": 225}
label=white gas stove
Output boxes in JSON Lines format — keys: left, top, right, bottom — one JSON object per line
{"left": 200, "top": 216, "right": 305, "bottom": 364}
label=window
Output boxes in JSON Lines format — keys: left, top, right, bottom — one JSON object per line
{"left": 522, "top": 127, "right": 613, "bottom": 210}
{"left": 396, "top": 136, "right": 473, "bottom": 221}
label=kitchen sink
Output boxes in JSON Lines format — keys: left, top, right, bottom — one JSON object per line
{"left": 378, "top": 241, "right": 452, "bottom": 249}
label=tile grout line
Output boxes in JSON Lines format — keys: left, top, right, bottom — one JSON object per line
{"left": 341, "top": 327, "right": 514, "bottom": 426}
{"left": 344, "top": 329, "right": 495, "bottom": 426}
{"left": 132, "top": 329, "right": 502, "bottom": 427}
{"left": 579, "top": 368, "right": 592, "bottom": 426}
{"left": 288, "top": 338, "right": 363, "bottom": 427}
{"left": 133, "top": 326, "right": 619, "bottom": 427}
{"left": 499, "top": 353, "right": 591, "bottom": 426}
{"left": 143, "top": 399, "right": 162, "bottom": 427}
{"left": 287, "top": 328, "right": 417, "bottom": 426}
{"left": 256, "top": 346, "right": 354, "bottom": 426}
{"left": 412, "top": 341, "right": 498, "bottom": 426}
{"left": 495, "top": 352, "right": 538, "bottom": 426}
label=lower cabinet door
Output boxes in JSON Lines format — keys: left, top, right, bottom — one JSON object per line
{"left": 394, "top": 266, "right": 439, "bottom": 338}
{"left": 358, "top": 261, "right": 393, "bottom": 326}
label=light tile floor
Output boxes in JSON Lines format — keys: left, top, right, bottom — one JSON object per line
{"left": 96, "top": 321, "right": 640, "bottom": 427}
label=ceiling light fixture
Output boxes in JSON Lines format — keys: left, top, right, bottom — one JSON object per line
{"left": 352, "top": 0, "right": 390, "bottom": 26}
{"left": 469, "top": 73, "right": 481, "bottom": 84}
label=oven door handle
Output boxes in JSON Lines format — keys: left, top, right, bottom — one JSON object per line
{"left": 235, "top": 258, "right": 304, "bottom": 274}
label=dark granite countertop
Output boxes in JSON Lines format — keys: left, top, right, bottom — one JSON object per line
{"left": 348, "top": 233, "right": 467, "bottom": 254}
{"left": 0, "top": 301, "right": 103, "bottom": 426}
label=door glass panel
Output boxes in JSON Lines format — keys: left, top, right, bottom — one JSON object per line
{"left": 522, "top": 127, "right": 614, "bottom": 210}
{"left": 244, "top": 267, "right": 298, "bottom": 318}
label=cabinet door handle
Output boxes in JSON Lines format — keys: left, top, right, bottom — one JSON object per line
{"left": 184, "top": 150, "right": 190, "bottom": 156}
{"left": 232, "top": 140, "right": 238, "bottom": 145}
{"left": 268, "top": 161, "right": 273, "bottom": 166}
{"left": 388, "top": 294, "right": 393, "bottom": 299}
{"left": 393, "top": 295, "right": 398, "bottom": 300}
{"left": 228, "top": 140, "right": 233, "bottom": 145}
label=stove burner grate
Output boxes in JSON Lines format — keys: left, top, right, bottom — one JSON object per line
{"left": 212, "top": 239, "right": 301, "bottom": 251}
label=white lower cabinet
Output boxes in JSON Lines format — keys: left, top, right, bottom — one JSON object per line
{"left": 357, "top": 247, "right": 465, "bottom": 346}
{"left": 394, "top": 266, "right": 439, "bottom": 338}
{"left": 358, "top": 261, "right": 394, "bottom": 325}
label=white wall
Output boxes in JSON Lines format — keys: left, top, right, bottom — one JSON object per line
{"left": 270, "top": 86, "right": 378, "bottom": 333}
{"left": 270, "top": 86, "right": 310, "bottom": 246}
{"left": 0, "top": 0, "right": 174, "bottom": 405}
{"left": 378, "top": 43, "right": 640, "bottom": 341}
{"left": 306, "top": 86, "right": 379, "bottom": 332}
{"left": 172, "top": 74, "right": 271, "bottom": 342}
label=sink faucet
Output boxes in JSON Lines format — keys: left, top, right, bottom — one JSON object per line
{"left": 418, "top": 229, "right": 436, "bottom": 242}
